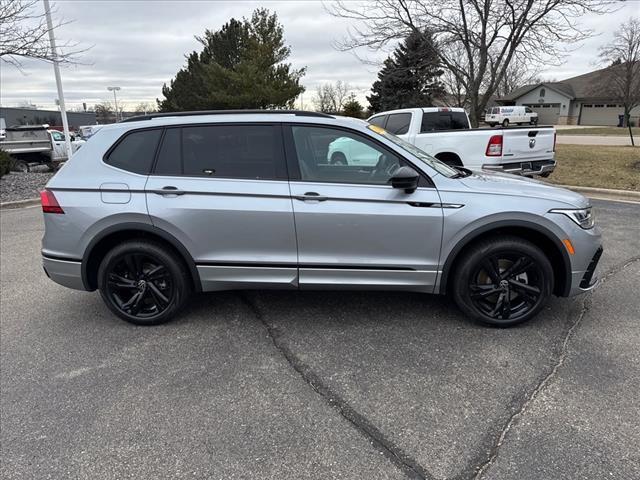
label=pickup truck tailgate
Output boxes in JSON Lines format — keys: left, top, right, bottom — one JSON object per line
{"left": 502, "top": 127, "right": 554, "bottom": 162}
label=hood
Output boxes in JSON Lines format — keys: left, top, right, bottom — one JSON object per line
{"left": 459, "top": 170, "right": 589, "bottom": 208}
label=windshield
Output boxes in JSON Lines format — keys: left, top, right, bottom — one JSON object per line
{"left": 366, "top": 125, "right": 460, "bottom": 178}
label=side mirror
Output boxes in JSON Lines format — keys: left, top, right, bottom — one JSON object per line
{"left": 390, "top": 166, "right": 420, "bottom": 193}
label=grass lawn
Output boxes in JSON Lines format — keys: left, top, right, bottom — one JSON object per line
{"left": 557, "top": 127, "right": 640, "bottom": 137}
{"left": 546, "top": 144, "right": 640, "bottom": 191}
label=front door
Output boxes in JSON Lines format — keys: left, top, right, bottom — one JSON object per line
{"left": 145, "top": 123, "right": 298, "bottom": 291}
{"left": 49, "top": 130, "right": 66, "bottom": 160}
{"left": 285, "top": 124, "right": 443, "bottom": 292}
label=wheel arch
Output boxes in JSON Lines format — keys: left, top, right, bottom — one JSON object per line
{"left": 81, "top": 222, "right": 201, "bottom": 293}
{"left": 439, "top": 220, "right": 571, "bottom": 297}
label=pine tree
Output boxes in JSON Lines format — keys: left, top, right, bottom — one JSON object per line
{"left": 158, "top": 9, "right": 305, "bottom": 111}
{"left": 342, "top": 93, "right": 364, "bottom": 118}
{"left": 367, "top": 32, "right": 444, "bottom": 113}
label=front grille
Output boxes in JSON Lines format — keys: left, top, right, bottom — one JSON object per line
{"left": 580, "top": 246, "right": 603, "bottom": 288}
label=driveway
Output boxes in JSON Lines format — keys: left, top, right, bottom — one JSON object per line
{"left": 555, "top": 135, "right": 634, "bottom": 146}
{"left": 1, "top": 200, "right": 639, "bottom": 479}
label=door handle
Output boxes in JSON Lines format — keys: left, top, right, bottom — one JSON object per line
{"left": 151, "top": 186, "right": 185, "bottom": 196}
{"left": 294, "top": 192, "right": 328, "bottom": 202}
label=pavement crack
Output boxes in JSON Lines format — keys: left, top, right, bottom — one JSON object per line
{"left": 470, "top": 256, "right": 640, "bottom": 480}
{"left": 239, "top": 292, "right": 435, "bottom": 480}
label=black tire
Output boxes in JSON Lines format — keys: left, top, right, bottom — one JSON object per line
{"left": 530, "top": 119, "right": 537, "bottom": 125}
{"left": 488, "top": 123, "right": 496, "bottom": 127}
{"left": 97, "top": 240, "right": 191, "bottom": 325}
{"left": 331, "top": 152, "right": 347, "bottom": 165}
{"left": 12, "top": 159, "right": 29, "bottom": 173}
{"left": 502, "top": 119, "right": 510, "bottom": 128}
{"left": 451, "top": 236, "right": 553, "bottom": 327}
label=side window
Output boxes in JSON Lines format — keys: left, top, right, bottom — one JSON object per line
{"left": 525, "top": 107, "right": 532, "bottom": 113}
{"left": 51, "top": 131, "right": 64, "bottom": 141}
{"left": 368, "top": 115, "right": 388, "bottom": 128}
{"left": 105, "top": 129, "right": 162, "bottom": 174}
{"left": 291, "top": 125, "right": 404, "bottom": 185}
{"left": 181, "top": 124, "right": 284, "bottom": 179}
{"left": 154, "top": 128, "right": 181, "bottom": 176}
{"left": 385, "top": 113, "right": 411, "bottom": 135}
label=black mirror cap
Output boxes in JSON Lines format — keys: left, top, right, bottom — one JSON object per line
{"left": 391, "top": 166, "right": 419, "bottom": 193}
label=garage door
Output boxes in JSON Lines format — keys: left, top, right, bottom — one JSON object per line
{"left": 580, "top": 103, "right": 623, "bottom": 126}
{"left": 524, "top": 103, "right": 560, "bottom": 124}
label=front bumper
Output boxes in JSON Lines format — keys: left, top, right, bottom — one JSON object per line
{"left": 42, "top": 256, "right": 86, "bottom": 291}
{"left": 482, "top": 159, "right": 556, "bottom": 176}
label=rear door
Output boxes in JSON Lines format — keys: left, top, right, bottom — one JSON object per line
{"left": 285, "top": 124, "right": 443, "bottom": 292}
{"left": 145, "top": 123, "right": 298, "bottom": 290}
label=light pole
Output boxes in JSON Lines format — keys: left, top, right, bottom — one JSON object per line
{"left": 43, "top": 0, "right": 72, "bottom": 159}
{"left": 107, "top": 86, "right": 121, "bottom": 122}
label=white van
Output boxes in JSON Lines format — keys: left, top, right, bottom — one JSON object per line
{"left": 485, "top": 106, "right": 538, "bottom": 127}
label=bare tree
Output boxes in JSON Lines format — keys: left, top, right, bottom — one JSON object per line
{"left": 0, "top": 0, "right": 84, "bottom": 70}
{"left": 328, "top": 0, "right": 615, "bottom": 126}
{"left": 133, "top": 102, "right": 157, "bottom": 114}
{"left": 599, "top": 18, "right": 640, "bottom": 145}
{"left": 495, "top": 55, "right": 542, "bottom": 99}
{"left": 313, "top": 81, "right": 352, "bottom": 113}
{"left": 94, "top": 102, "right": 115, "bottom": 124}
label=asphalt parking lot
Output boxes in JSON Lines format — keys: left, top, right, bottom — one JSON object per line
{"left": 1, "top": 199, "right": 639, "bottom": 480}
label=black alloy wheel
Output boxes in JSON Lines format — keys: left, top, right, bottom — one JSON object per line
{"left": 452, "top": 236, "right": 553, "bottom": 327}
{"left": 98, "top": 240, "right": 190, "bottom": 325}
{"left": 468, "top": 253, "right": 544, "bottom": 322}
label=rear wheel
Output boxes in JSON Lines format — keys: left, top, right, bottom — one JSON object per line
{"left": 331, "top": 152, "right": 347, "bottom": 165}
{"left": 452, "top": 236, "right": 553, "bottom": 327}
{"left": 12, "top": 159, "right": 29, "bottom": 172}
{"left": 502, "top": 119, "right": 510, "bottom": 128}
{"left": 97, "top": 240, "right": 190, "bottom": 325}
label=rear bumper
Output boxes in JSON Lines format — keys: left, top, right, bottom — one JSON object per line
{"left": 482, "top": 159, "right": 555, "bottom": 176}
{"left": 42, "top": 256, "right": 87, "bottom": 291}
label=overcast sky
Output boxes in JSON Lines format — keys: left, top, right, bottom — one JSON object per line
{"left": 1, "top": 0, "right": 638, "bottom": 111}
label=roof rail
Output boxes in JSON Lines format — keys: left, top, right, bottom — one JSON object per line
{"left": 120, "top": 109, "right": 334, "bottom": 123}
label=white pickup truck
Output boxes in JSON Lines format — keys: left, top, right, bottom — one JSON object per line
{"left": 359, "top": 107, "right": 556, "bottom": 176}
{"left": 0, "top": 125, "right": 84, "bottom": 172}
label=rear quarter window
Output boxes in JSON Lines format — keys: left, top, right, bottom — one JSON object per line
{"left": 385, "top": 113, "right": 411, "bottom": 135}
{"left": 368, "top": 115, "right": 388, "bottom": 128}
{"left": 105, "top": 129, "right": 162, "bottom": 174}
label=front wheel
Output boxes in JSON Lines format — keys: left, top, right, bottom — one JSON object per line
{"left": 331, "top": 152, "right": 348, "bottom": 165}
{"left": 452, "top": 236, "right": 553, "bottom": 327}
{"left": 97, "top": 240, "right": 191, "bottom": 325}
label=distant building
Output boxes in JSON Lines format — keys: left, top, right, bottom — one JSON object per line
{"left": 0, "top": 107, "right": 97, "bottom": 129}
{"left": 498, "top": 63, "right": 640, "bottom": 126}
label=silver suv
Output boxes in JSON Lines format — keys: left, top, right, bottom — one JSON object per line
{"left": 41, "top": 111, "right": 602, "bottom": 327}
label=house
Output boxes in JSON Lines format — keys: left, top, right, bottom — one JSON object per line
{"left": 498, "top": 64, "right": 640, "bottom": 126}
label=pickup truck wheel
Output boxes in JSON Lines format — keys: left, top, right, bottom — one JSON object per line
{"left": 330, "top": 153, "right": 347, "bottom": 165}
{"left": 11, "top": 159, "right": 29, "bottom": 173}
{"left": 97, "top": 240, "right": 191, "bottom": 326}
{"left": 530, "top": 120, "right": 538, "bottom": 125}
{"left": 502, "top": 119, "right": 510, "bottom": 127}
{"left": 452, "top": 236, "right": 553, "bottom": 327}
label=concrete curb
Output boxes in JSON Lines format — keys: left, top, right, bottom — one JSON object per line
{"left": 0, "top": 198, "right": 40, "bottom": 210}
{"left": 556, "top": 185, "right": 640, "bottom": 203}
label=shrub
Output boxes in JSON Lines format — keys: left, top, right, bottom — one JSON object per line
{"left": 0, "top": 149, "right": 13, "bottom": 178}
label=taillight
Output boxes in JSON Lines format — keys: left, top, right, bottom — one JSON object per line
{"left": 553, "top": 132, "right": 557, "bottom": 152}
{"left": 40, "top": 189, "right": 64, "bottom": 214}
{"left": 485, "top": 135, "right": 503, "bottom": 156}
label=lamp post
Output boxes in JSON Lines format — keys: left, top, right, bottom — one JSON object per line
{"left": 43, "top": 0, "right": 72, "bottom": 159}
{"left": 107, "top": 86, "right": 121, "bottom": 122}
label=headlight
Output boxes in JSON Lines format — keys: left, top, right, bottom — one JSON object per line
{"left": 549, "top": 207, "right": 595, "bottom": 229}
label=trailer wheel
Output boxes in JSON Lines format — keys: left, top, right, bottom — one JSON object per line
{"left": 11, "top": 160, "right": 29, "bottom": 173}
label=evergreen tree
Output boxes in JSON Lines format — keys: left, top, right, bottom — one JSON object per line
{"left": 367, "top": 31, "right": 444, "bottom": 113}
{"left": 342, "top": 93, "right": 364, "bottom": 118}
{"left": 158, "top": 9, "right": 305, "bottom": 111}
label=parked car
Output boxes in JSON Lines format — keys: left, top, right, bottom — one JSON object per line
{"left": 366, "top": 107, "right": 555, "bottom": 177}
{"left": 78, "top": 124, "right": 104, "bottom": 140}
{"left": 485, "top": 106, "right": 538, "bottom": 127}
{"left": 0, "top": 125, "right": 84, "bottom": 172}
{"left": 41, "top": 110, "right": 602, "bottom": 328}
